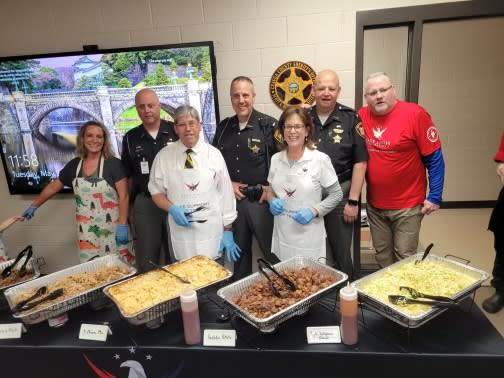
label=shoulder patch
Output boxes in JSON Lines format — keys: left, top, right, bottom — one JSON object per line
{"left": 355, "top": 122, "right": 365, "bottom": 138}
{"left": 273, "top": 127, "right": 283, "bottom": 144}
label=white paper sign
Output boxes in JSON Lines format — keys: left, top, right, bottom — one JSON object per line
{"left": 79, "top": 324, "right": 110, "bottom": 342}
{"left": 306, "top": 326, "right": 341, "bottom": 344}
{"left": 0, "top": 323, "right": 23, "bottom": 339}
{"left": 203, "top": 329, "right": 236, "bottom": 347}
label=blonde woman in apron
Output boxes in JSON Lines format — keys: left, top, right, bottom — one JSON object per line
{"left": 22, "top": 121, "right": 131, "bottom": 263}
{"left": 149, "top": 106, "right": 239, "bottom": 262}
{"left": 267, "top": 106, "right": 343, "bottom": 262}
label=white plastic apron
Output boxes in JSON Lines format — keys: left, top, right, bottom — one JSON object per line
{"left": 271, "top": 161, "right": 326, "bottom": 261}
{"left": 167, "top": 163, "right": 222, "bottom": 261}
{"left": 73, "top": 157, "right": 120, "bottom": 263}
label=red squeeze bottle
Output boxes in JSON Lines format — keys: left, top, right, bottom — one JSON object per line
{"left": 339, "top": 283, "right": 358, "bottom": 345}
{"left": 180, "top": 289, "right": 201, "bottom": 345}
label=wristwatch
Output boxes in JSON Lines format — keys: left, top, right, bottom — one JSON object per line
{"left": 347, "top": 199, "right": 359, "bottom": 206}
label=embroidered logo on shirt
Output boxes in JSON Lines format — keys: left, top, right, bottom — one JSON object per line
{"left": 185, "top": 182, "right": 200, "bottom": 191}
{"left": 372, "top": 127, "right": 387, "bottom": 139}
{"left": 283, "top": 187, "right": 296, "bottom": 197}
{"left": 427, "top": 126, "right": 439, "bottom": 143}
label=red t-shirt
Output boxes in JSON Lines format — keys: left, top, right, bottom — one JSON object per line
{"left": 358, "top": 101, "right": 441, "bottom": 209}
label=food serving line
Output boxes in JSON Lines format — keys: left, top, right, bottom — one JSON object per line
{"left": 0, "top": 254, "right": 503, "bottom": 377}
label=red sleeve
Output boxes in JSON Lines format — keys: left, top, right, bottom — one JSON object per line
{"left": 414, "top": 106, "right": 441, "bottom": 156}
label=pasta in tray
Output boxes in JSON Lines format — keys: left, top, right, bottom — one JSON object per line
{"left": 13, "top": 266, "right": 129, "bottom": 313}
{"left": 358, "top": 261, "right": 478, "bottom": 315}
{"left": 107, "top": 255, "right": 229, "bottom": 316}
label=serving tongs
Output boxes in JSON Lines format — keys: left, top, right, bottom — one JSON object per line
{"left": 388, "top": 295, "right": 458, "bottom": 308}
{"left": 11, "top": 286, "right": 47, "bottom": 312}
{"left": 257, "top": 258, "right": 296, "bottom": 292}
{"left": 149, "top": 261, "right": 191, "bottom": 284}
{"left": 415, "top": 243, "right": 434, "bottom": 265}
{"left": 1, "top": 245, "right": 33, "bottom": 278}
{"left": 399, "top": 286, "right": 455, "bottom": 303}
{"left": 184, "top": 205, "right": 208, "bottom": 216}
{"left": 258, "top": 264, "right": 282, "bottom": 297}
{"left": 14, "top": 288, "right": 65, "bottom": 313}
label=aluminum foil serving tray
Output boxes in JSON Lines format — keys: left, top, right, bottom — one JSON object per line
{"left": 0, "top": 257, "right": 43, "bottom": 311}
{"left": 4, "top": 254, "right": 136, "bottom": 325}
{"left": 351, "top": 253, "right": 489, "bottom": 328}
{"left": 103, "top": 255, "right": 232, "bottom": 326}
{"left": 217, "top": 256, "right": 348, "bottom": 333}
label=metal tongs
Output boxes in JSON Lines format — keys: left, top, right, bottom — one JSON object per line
{"left": 184, "top": 205, "right": 208, "bottom": 216}
{"left": 415, "top": 243, "right": 434, "bottom": 265}
{"left": 13, "top": 288, "right": 65, "bottom": 313}
{"left": 399, "top": 286, "right": 455, "bottom": 303}
{"left": 388, "top": 295, "right": 458, "bottom": 308}
{"left": 149, "top": 261, "right": 191, "bottom": 284}
{"left": 1, "top": 245, "right": 33, "bottom": 278}
{"left": 257, "top": 258, "right": 296, "bottom": 298}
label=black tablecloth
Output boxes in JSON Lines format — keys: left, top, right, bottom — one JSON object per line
{"left": 0, "top": 291, "right": 503, "bottom": 378}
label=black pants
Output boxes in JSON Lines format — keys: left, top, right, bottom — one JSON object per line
{"left": 491, "top": 233, "right": 504, "bottom": 293}
{"left": 233, "top": 198, "right": 278, "bottom": 280}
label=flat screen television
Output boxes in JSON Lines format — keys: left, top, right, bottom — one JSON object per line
{"left": 0, "top": 41, "right": 219, "bottom": 194}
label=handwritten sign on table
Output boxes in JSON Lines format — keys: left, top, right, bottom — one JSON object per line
{"left": 306, "top": 326, "right": 341, "bottom": 344}
{"left": 79, "top": 324, "right": 111, "bottom": 342}
{"left": 0, "top": 323, "right": 23, "bottom": 339}
{"left": 203, "top": 329, "right": 236, "bottom": 347}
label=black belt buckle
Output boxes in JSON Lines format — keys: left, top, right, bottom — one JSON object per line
{"left": 239, "top": 184, "right": 263, "bottom": 201}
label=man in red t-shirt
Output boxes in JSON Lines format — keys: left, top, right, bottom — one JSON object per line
{"left": 358, "top": 72, "right": 445, "bottom": 267}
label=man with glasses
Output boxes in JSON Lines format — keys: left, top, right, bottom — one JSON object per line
{"left": 358, "top": 72, "right": 445, "bottom": 267}
{"left": 310, "top": 69, "right": 368, "bottom": 278}
{"left": 121, "top": 88, "right": 178, "bottom": 272}
{"left": 149, "top": 105, "right": 239, "bottom": 262}
{"left": 213, "top": 76, "right": 279, "bottom": 280}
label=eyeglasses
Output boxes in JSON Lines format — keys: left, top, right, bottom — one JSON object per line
{"left": 284, "top": 124, "right": 305, "bottom": 131}
{"left": 176, "top": 121, "right": 199, "bottom": 129}
{"left": 365, "top": 85, "right": 392, "bottom": 97}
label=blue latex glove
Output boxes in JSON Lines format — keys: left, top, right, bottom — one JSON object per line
{"left": 268, "top": 198, "right": 285, "bottom": 216}
{"left": 22, "top": 205, "right": 38, "bottom": 221}
{"left": 168, "top": 205, "right": 191, "bottom": 227}
{"left": 292, "top": 208, "right": 315, "bottom": 225}
{"left": 219, "top": 231, "right": 241, "bottom": 262}
{"left": 115, "top": 224, "right": 129, "bottom": 244}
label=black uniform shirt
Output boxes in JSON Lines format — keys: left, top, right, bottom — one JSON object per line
{"left": 310, "top": 103, "right": 368, "bottom": 183}
{"left": 213, "top": 109, "right": 277, "bottom": 185}
{"left": 121, "top": 119, "right": 178, "bottom": 198}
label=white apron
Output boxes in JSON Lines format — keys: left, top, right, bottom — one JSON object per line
{"left": 271, "top": 161, "right": 326, "bottom": 261}
{"left": 167, "top": 162, "right": 222, "bottom": 261}
{"left": 73, "top": 157, "right": 124, "bottom": 263}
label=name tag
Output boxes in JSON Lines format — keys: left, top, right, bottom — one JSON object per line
{"left": 203, "top": 329, "right": 236, "bottom": 347}
{"left": 79, "top": 324, "right": 111, "bottom": 342}
{"left": 140, "top": 161, "right": 149, "bottom": 174}
{"left": 306, "top": 326, "right": 341, "bottom": 344}
{"left": 0, "top": 323, "right": 24, "bottom": 339}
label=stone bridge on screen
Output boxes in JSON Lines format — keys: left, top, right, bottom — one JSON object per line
{"left": 2, "top": 81, "right": 215, "bottom": 154}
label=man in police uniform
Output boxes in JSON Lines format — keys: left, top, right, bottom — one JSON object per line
{"left": 311, "top": 70, "right": 368, "bottom": 278}
{"left": 121, "top": 88, "right": 178, "bottom": 272}
{"left": 213, "top": 76, "right": 279, "bottom": 280}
